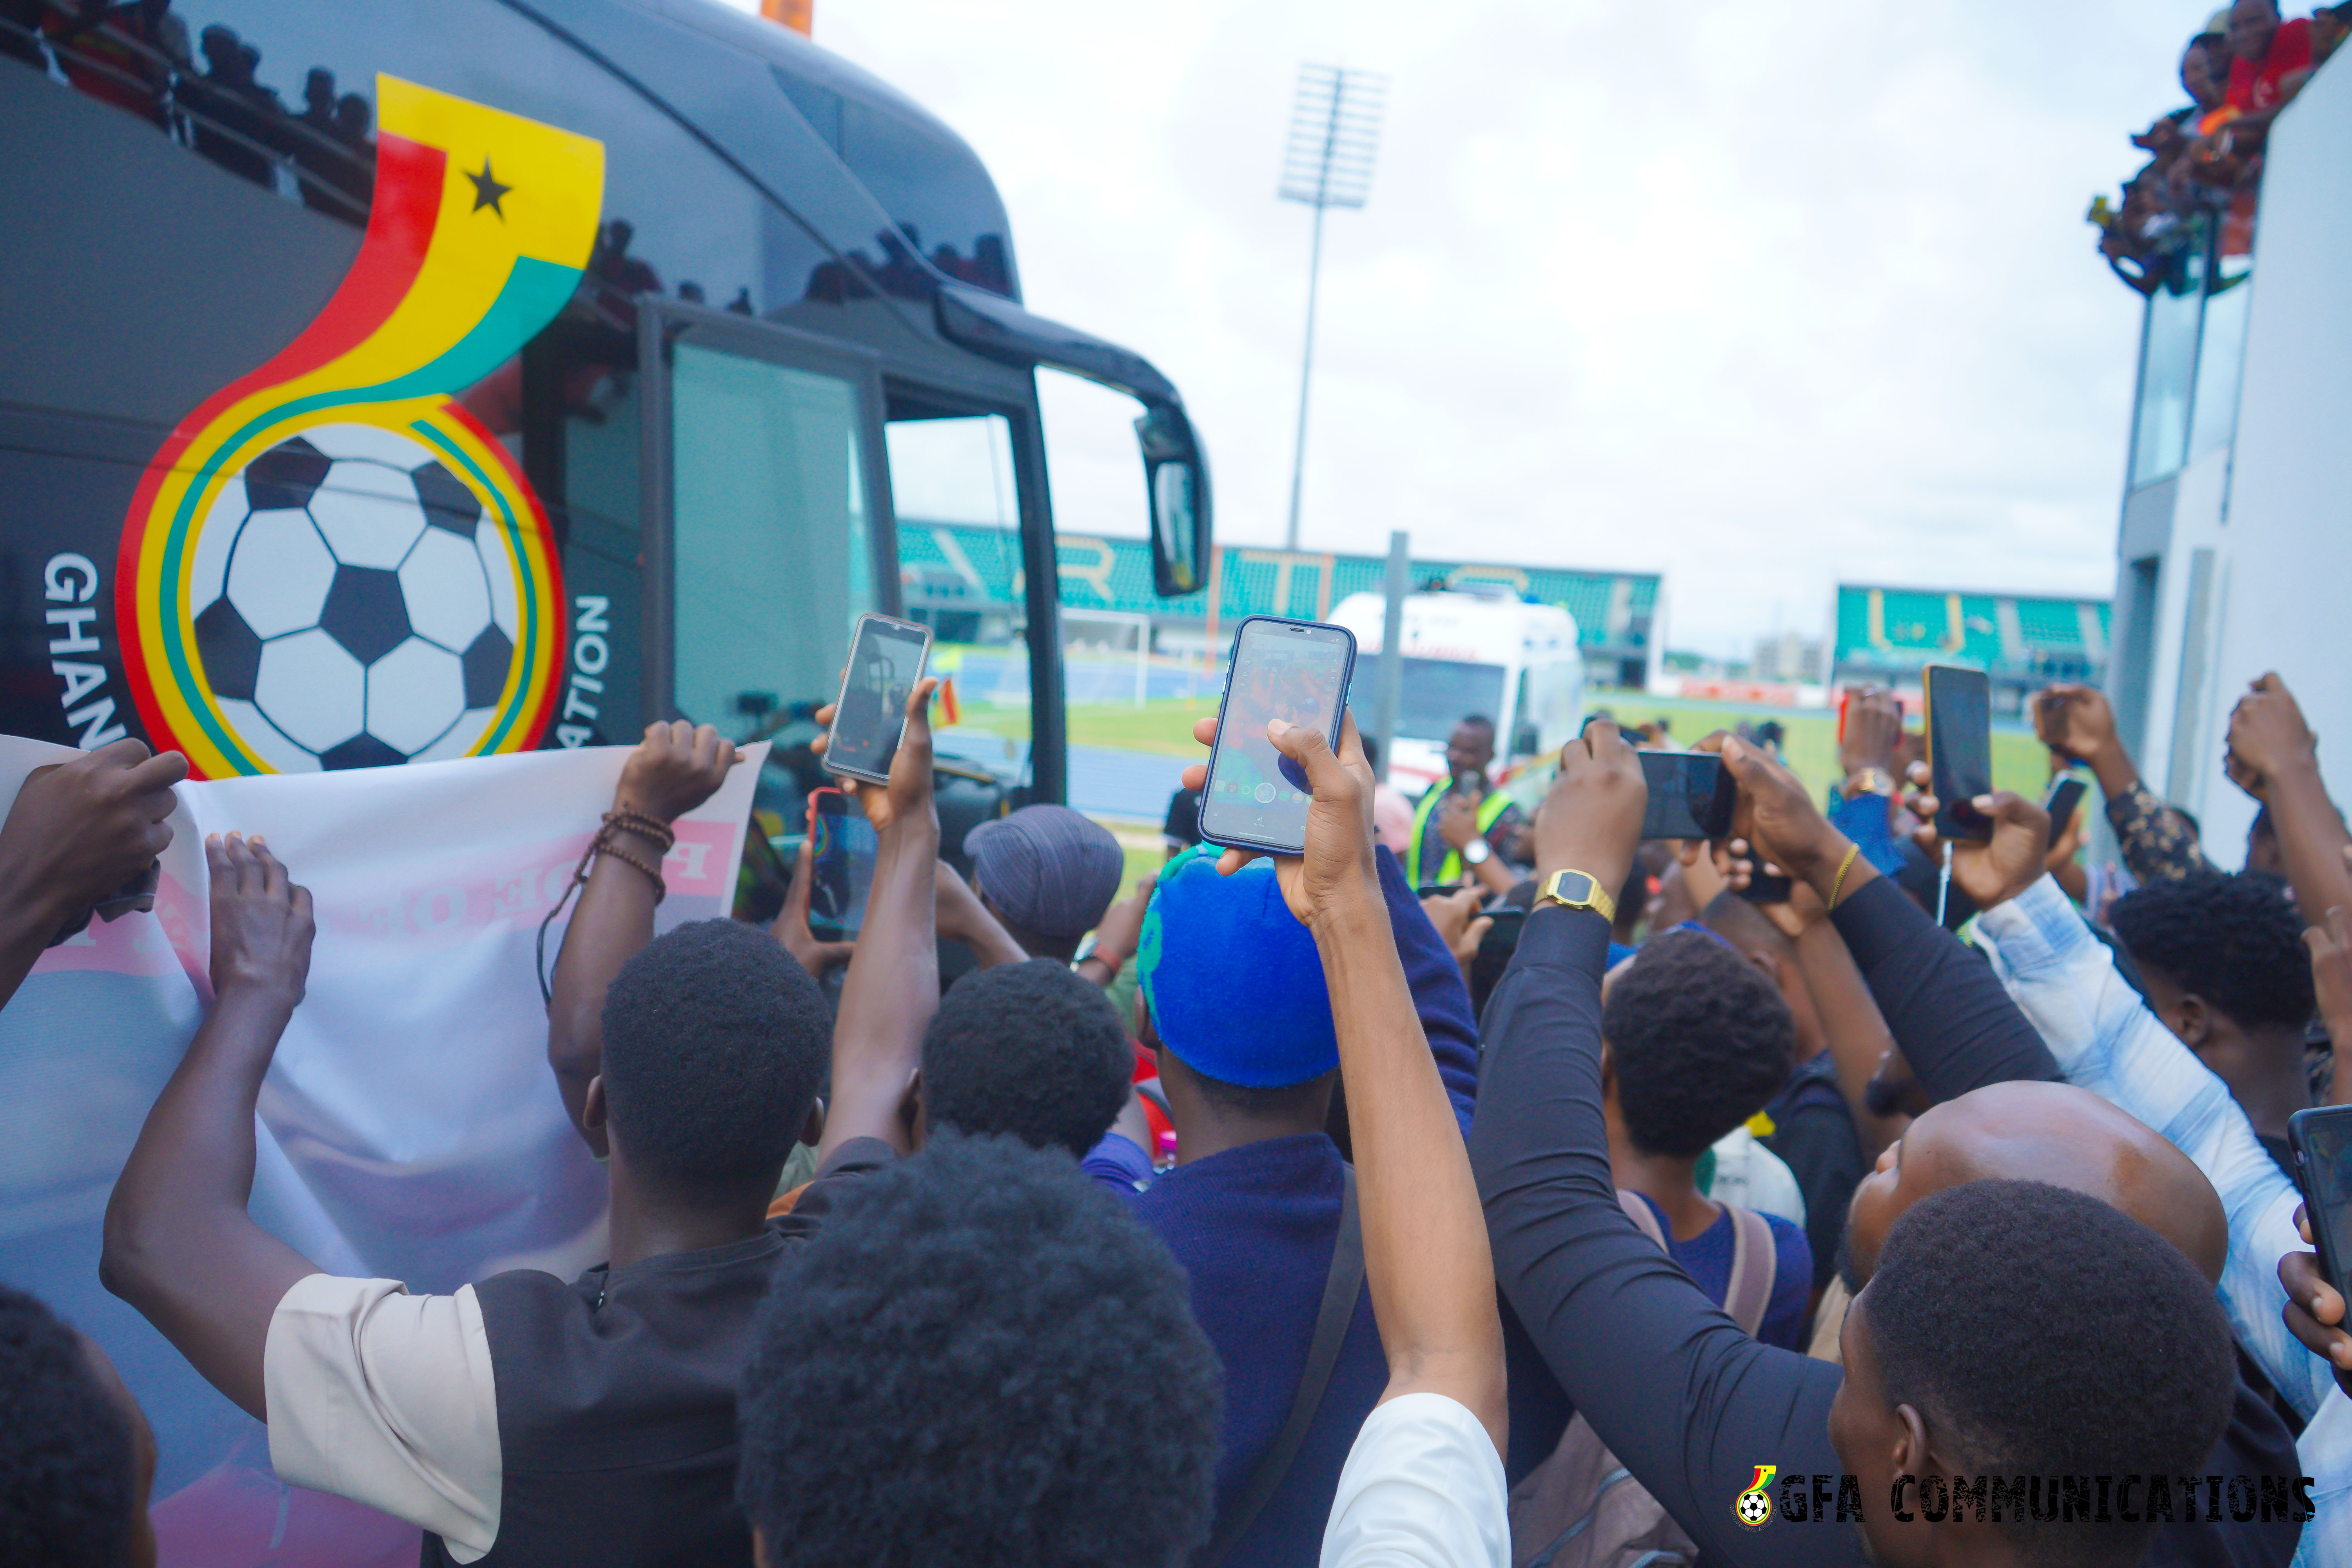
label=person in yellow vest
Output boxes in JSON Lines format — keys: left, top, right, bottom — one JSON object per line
{"left": 1405, "top": 715, "right": 1526, "bottom": 898}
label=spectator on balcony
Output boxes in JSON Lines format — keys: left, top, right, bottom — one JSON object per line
{"left": 2221, "top": 0, "right": 2313, "bottom": 117}
{"left": 182, "top": 24, "right": 280, "bottom": 188}
{"left": 42, "top": 0, "right": 184, "bottom": 128}
{"left": 2314, "top": 4, "right": 2350, "bottom": 69}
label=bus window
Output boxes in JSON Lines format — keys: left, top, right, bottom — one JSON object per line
{"left": 669, "top": 341, "right": 878, "bottom": 744}
{"left": 887, "top": 409, "right": 1031, "bottom": 779}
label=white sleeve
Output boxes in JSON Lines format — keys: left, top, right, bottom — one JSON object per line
{"left": 264, "top": 1275, "right": 502, "bottom": 1563}
{"left": 1320, "top": 1392, "right": 1509, "bottom": 1568}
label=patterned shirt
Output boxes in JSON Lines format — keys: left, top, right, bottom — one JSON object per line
{"left": 1977, "top": 877, "right": 2349, "bottom": 1565}
{"left": 2104, "top": 777, "right": 2215, "bottom": 884}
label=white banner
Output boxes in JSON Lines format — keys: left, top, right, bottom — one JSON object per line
{"left": 0, "top": 736, "right": 765, "bottom": 1565}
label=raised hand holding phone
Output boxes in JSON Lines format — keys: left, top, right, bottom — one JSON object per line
{"left": 1196, "top": 616, "right": 1356, "bottom": 857}
{"left": 820, "top": 613, "right": 934, "bottom": 788}
{"left": 1178, "top": 706, "right": 1378, "bottom": 927}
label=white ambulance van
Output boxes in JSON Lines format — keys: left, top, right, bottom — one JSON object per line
{"left": 1332, "top": 586, "right": 1586, "bottom": 797}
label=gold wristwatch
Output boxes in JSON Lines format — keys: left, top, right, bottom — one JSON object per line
{"left": 1534, "top": 869, "right": 1617, "bottom": 924}
{"left": 1843, "top": 767, "right": 1894, "bottom": 800}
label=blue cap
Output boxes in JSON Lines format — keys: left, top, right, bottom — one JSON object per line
{"left": 1134, "top": 846, "right": 1338, "bottom": 1088}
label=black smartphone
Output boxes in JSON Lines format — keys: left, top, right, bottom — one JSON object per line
{"left": 2290, "top": 1106, "right": 2352, "bottom": 1301}
{"left": 2043, "top": 774, "right": 2090, "bottom": 851}
{"left": 1738, "top": 871, "right": 1793, "bottom": 906}
{"left": 1198, "top": 616, "right": 1357, "bottom": 855}
{"left": 1637, "top": 752, "right": 1737, "bottom": 841}
{"left": 806, "top": 788, "right": 877, "bottom": 941}
{"left": 1924, "top": 665, "right": 1994, "bottom": 844}
{"left": 825, "top": 613, "right": 934, "bottom": 785}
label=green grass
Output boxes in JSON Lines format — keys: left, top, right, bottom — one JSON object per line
{"left": 1582, "top": 694, "right": 2051, "bottom": 801}
{"left": 954, "top": 699, "right": 1215, "bottom": 757}
{"left": 959, "top": 690, "right": 2052, "bottom": 809}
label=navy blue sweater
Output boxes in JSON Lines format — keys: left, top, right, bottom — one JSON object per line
{"left": 1129, "top": 845, "right": 1479, "bottom": 1568}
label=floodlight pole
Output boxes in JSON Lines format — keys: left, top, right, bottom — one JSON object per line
{"left": 1283, "top": 192, "right": 1329, "bottom": 554}
{"left": 1278, "top": 65, "right": 1382, "bottom": 554}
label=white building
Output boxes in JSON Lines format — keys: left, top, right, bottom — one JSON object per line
{"left": 2106, "top": 55, "right": 2350, "bottom": 863}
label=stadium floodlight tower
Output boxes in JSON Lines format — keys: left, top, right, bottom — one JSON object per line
{"left": 1278, "top": 63, "right": 1387, "bottom": 554}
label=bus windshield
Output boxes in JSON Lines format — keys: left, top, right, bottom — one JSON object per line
{"left": 1346, "top": 653, "right": 1507, "bottom": 740}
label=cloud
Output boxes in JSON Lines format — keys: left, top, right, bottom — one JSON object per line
{"left": 722, "top": 0, "right": 2191, "bottom": 655}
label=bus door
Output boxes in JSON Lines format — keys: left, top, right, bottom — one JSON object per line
{"left": 876, "top": 380, "right": 1061, "bottom": 819}
{"left": 634, "top": 298, "right": 896, "bottom": 838}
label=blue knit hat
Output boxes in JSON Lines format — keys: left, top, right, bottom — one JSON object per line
{"left": 1134, "top": 845, "right": 1338, "bottom": 1088}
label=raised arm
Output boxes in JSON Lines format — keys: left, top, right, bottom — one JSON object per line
{"left": 814, "top": 677, "right": 942, "bottom": 1162}
{"left": 2036, "top": 682, "right": 2212, "bottom": 883}
{"left": 101, "top": 834, "right": 323, "bottom": 1420}
{"left": 1471, "top": 723, "right": 1851, "bottom": 1568}
{"left": 544, "top": 723, "right": 737, "bottom": 1154}
{"left": 1975, "top": 873, "right": 2329, "bottom": 1420}
{"left": 1713, "top": 736, "right": 2061, "bottom": 1102}
{"left": 2227, "top": 673, "right": 2352, "bottom": 926}
{"left": 1192, "top": 711, "right": 1505, "bottom": 1449}
{"left": 1762, "top": 884, "right": 1907, "bottom": 1158}
{"left": 0, "top": 739, "right": 185, "bottom": 1013}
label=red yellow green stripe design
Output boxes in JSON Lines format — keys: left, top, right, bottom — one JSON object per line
{"left": 118, "top": 76, "right": 604, "bottom": 778}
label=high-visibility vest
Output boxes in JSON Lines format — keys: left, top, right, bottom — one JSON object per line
{"left": 1406, "top": 784, "right": 1512, "bottom": 886}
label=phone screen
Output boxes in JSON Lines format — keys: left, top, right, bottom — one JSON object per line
{"left": 1637, "top": 752, "right": 1737, "bottom": 840}
{"left": 826, "top": 615, "right": 932, "bottom": 782}
{"left": 1926, "top": 666, "right": 1993, "bottom": 843}
{"left": 2294, "top": 1108, "right": 2352, "bottom": 1299}
{"left": 807, "top": 791, "right": 877, "bottom": 941}
{"left": 1199, "top": 618, "right": 1356, "bottom": 853}
{"left": 2043, "top": 775, "right": 2089, "bottom": 849}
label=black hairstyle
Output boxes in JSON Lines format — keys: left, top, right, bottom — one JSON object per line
{"left": 1697, "top": 888, "right": 1790, "bottom": 956}
{"left": 599, "top": 918, "right": 832, "bottom": 1194}
{"left": 924, "top": 959, "right": 1132, "bottom": 1157}
{"left": 1602, "top": 927, "right": 1793, "bottom": 1156}
{"left": 2109, "top": 869, "right": 2314, "bottom": 1029}
{"left": 737, "top": 1133, "right": 1222, "bottom": 1565}
{"left": 1457, "top": 714, "right": 1495, "bottom": 734}
{"left": 0, "top": 1285, "right": 133, "bottom": 1568}
{"left": 1861, "top": 1180, "right": 2234, "bottom": 1567}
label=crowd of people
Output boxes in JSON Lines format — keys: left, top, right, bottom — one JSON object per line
{"left": 2092, "top": 0, "right": 2347, "bottom": 290}
{"left": 5, "top": 659, "right": 2352, "bottom": 1567}
{"left": 3, "top": 0, "right": 377, "bottom": 220}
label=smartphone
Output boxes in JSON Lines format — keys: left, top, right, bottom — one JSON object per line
{"left": 1924, "top": 665, "right": 1993, "bottom": 844}
{"left": 2290, "top": 1106, "right": 2352, "bottom": 1301}
{"left": 824, "top": 613, "right": 933, "bottom": 785}
{"left": 806, "top": 788, "right": 877, "bottom": 941}
{"left": 1738, "top": 871, "right": 1793, "bottom": 906}
{"left": 1637, "top": 752, "right": 1737, "bottom": 841}
{"left": 2043, "top": 773, "right": 2090, "bottom": 851}
{"left": 1198, "top": 616, "right": 1357, "bottom": 855}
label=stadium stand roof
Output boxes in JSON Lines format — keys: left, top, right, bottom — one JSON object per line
{"left": 898, "top": 521, "right": 1662, "bottom": 664}
{"left": 1830, "top": 583, "right": 2111, "bottom": 689}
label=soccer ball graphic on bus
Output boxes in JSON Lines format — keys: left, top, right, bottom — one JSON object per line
{"left": 189, "top": 423, "right": 520, "bottom": 771}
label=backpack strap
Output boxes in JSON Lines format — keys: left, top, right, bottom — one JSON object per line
{"left": 1720, "top": 1205, "right": 1779, "bottom": 1338}
{"left": 1615, "top": 1188, "right": 1668, "bottom": 1249}
{"left": 1194, "top": 1164, "right": 1365, "bottom": 1566}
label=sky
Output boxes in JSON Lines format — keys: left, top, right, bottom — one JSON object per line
{"left": 717, "top": 0, "right": 2202, "bottom": 658}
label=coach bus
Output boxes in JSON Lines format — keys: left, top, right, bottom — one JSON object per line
{"left": 0, "top": 0, "right": 1210, "bottom": 819}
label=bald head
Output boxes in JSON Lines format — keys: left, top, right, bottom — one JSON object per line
{"left": 1845, "top": 1080, "right": 2228, "bottom": 1287}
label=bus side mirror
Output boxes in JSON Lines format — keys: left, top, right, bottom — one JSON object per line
{"left": 1136, "top": 401, "right": 1211, "bottom": 597}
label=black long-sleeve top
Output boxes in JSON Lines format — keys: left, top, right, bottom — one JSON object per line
{"left": 1472, "top": 903, "right": 1857, "bottom": 1566}
{"left": 1475, "top": 881, "right": 2299, "bottom": 1567}
{"left": 1826, "top": 877, "right": 2062, "bottom": 1098}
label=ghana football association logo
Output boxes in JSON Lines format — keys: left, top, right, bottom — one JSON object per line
{"left": 118, "top": 76, "right": 605, "bottom": 778}
{"left": 1735, "top": 1465, "right": 1777, "bottom": 1528}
